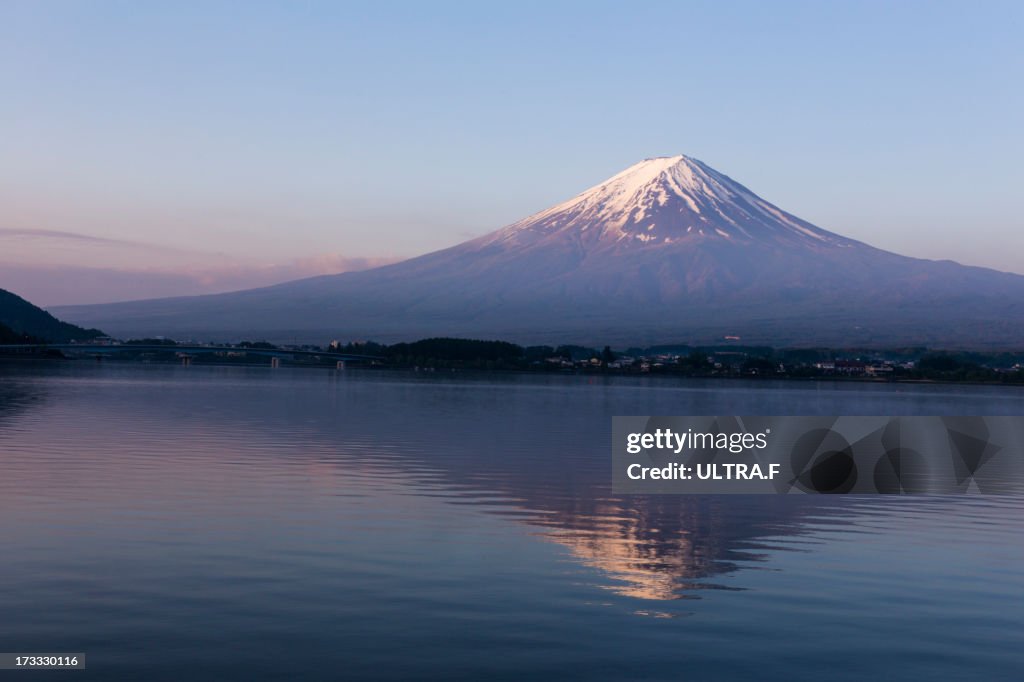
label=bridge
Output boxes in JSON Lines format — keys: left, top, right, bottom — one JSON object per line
{"left": 0, "top": 343, "right": 383, "bottom": 367}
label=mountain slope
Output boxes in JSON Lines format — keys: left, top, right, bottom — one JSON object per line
{"left": 52, "top": 156, "right": 1024, "bottom": 347}
{"left": 0, "top": 288, "right": 104, "bottom": 342}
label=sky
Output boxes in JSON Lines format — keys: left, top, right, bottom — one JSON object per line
{"left": 2, "top": 0, "right": 1022, "bottom": 305}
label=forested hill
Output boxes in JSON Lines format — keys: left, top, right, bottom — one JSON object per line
{"left": 0, "top": 288, "right": 104, "bottom": 342}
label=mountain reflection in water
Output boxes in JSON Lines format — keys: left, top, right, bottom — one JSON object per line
{"left": 3, "top": 363, "right": 1015, "bottom": 608}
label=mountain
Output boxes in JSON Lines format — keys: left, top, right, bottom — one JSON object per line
{"left": 0, "top": 288, "right": 105, "bottom": 343}
{"left": 0, "top": 322, "right": 39, "bottom": 344}
{"left": 52, "top": 155, "right": 1024, "bottom": 347}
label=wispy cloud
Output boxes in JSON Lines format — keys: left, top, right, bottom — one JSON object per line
{"left": 0, "top": 227, "right": 204, "bottom": 252}
{"left": 0, "top": 228, "right": 401, "bottom": 306}
{"left": 0, "top": 228, "right": 119, "bottom": 242}
{"left": 0, "top": 256, "right": 403, "bottom": 307}
{"left": 0, "top": 226, "right": 228, "bottom": 272}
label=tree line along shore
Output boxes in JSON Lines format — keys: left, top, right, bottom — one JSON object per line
{"left": 5, "top": 335, "right": 1023, "bottom": 385}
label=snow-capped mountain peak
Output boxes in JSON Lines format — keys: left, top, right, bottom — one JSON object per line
{"left": 55, "top": 152, "right": 1024, "bottom": 348}
{"left": 483, "top": 154, "right": 854, "bottom": 250}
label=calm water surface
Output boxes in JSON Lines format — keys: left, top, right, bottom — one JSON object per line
{"left": 0, "top": 362, "right": 1022, "bottom": 681}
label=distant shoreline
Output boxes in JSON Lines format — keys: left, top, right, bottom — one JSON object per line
{"left": 3, "top": 354, "right": 1023, "bottom": 389}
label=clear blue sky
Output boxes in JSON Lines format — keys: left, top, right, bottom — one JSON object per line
{"left": 2, "top": 0, "right": 1022, "bottom": 293}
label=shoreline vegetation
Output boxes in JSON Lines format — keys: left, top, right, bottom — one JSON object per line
{"left": 2, "top": 289, "right": 1021, "bottom": 384}
{"left": 2, "top": 335, "right": 1023, "bottom": 386}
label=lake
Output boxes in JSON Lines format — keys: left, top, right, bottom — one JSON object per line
{"left": 0, "top": 361, "right": 1021, "bottom": 680}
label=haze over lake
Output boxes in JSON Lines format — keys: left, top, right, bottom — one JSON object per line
{"left": 1, "top": 362, "right": 1022, "bottom": 681}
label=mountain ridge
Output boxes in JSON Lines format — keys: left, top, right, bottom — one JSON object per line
{"left": 0, "top": 288, "right": 105, "bottom": 342}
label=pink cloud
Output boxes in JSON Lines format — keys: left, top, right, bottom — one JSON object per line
{"left": 0, "top": 256, "right": 402, "bottom": 307}
{"left": 0, "top": 227, "right": 402, "bottom": 305}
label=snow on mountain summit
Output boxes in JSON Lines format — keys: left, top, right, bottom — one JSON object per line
{"left": 481, "top": 155, "right": 856, "bottom": 251}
